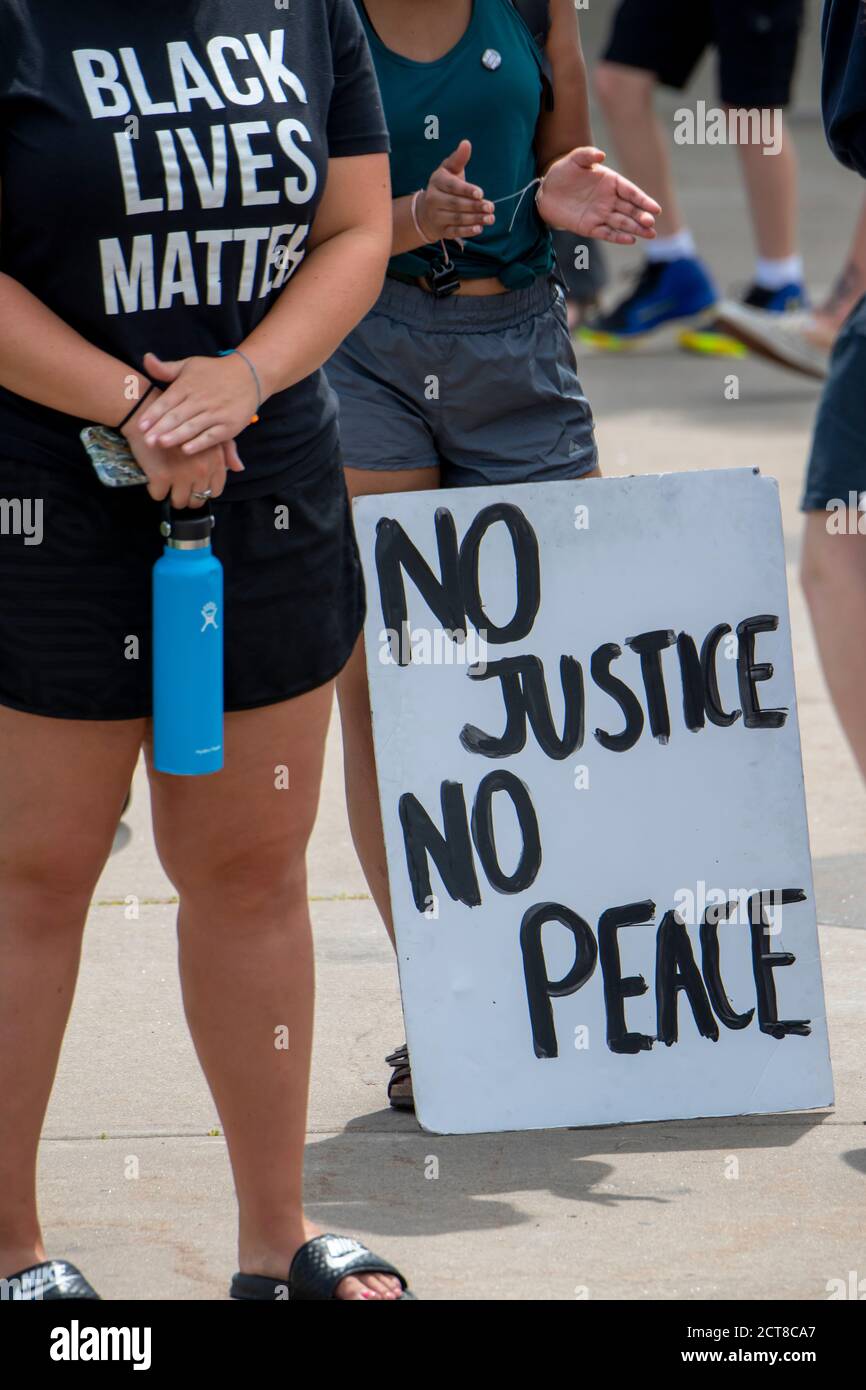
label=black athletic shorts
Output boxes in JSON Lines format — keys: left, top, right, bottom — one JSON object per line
{"left": 603, "top": 0, "right": 806, "bottom": 108}
{"left": 802, "top": 295, "right": 866, "bottom": 512}
{"left": 0, "top": 453, "right": 364, "bottom": 721}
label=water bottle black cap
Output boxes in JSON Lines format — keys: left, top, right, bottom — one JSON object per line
{"left": 160, "top": 502, "right": 215, "bottom": 542}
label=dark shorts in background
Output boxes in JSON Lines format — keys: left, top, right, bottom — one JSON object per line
{"left": 326, "top": 276, "right": 598, "bottom": 487}
{"left": 603, "top": 0, "right": 805, "bottom": 108}
{"left": 0, "top": 454, "right": 364, "bottom": 721}
{"left": 802, "top": 295, "right": 866, "bottom": 512}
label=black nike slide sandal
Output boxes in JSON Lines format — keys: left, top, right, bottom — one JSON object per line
{"left": 386, "top": 1042, "right": 415, "bottom": 1112}
{"left": 3, "top": 1260, "right": 100, "bottom": 1300}
{"left": 230, "top": 1234, "right": 418, "bottom": 1301}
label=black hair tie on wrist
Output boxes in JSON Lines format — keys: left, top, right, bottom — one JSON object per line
{"left": 117, "top": 380, "right": 157, "bottom": 432}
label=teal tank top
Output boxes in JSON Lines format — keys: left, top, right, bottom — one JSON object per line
{"left": 355, "top": 0, "right": 553, "bottom": 288}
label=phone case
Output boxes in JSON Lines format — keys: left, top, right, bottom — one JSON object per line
{"left": 80, "top": 425, "right": 148, "bottom": 488}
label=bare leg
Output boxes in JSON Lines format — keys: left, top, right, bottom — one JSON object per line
{"left": 815, "top": 195, "right": 866, "bottom": 339}
{"left": 733, "top": 110, "right": 799, "bottom": 260}
{"left": 801, "top": 514, "right": 866, "bottom": 781}
{"left": 594, "top": 64, "right": 685, "bottom": 238}
{"left": 0, "top": 710, "right": 144, "bottom": 1279}
{"left": 147, "top": 688, "right": 400, "bottom": 1300}
{"left": 337, "top": 466, "right": 441, "bottom": 948}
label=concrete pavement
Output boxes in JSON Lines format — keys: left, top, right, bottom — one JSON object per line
{"left": 38, "top": 119, "right": 866, "bottom": 1301}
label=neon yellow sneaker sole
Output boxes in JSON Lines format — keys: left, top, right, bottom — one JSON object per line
{"left": 577, "top": 308, "right": 719, "bottom": 354}
{"left": 678, "top": 329, "right": 749, "bottom": 358}
{"left": 576, "top": 327, "right": 634, "bottom": 352}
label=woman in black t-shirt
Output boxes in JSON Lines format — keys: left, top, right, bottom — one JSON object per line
{"left": 0, "top": 1, "right": 416, "bottom": 1301}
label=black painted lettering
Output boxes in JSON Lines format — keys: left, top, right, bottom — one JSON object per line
{"left": 458, "top": 504, "right": 541, "bottom": 645}
{"left": 461, "top": 655, "right": 584, "bottom": 760}
{"left": 626, "top": 630, "right": 677, "bottom": 743}
{"left": 701, "top": 623, "right": 741, "bottom": 727}
{"left": 520, "top": 902, "right": 598, "bottom": 1059}
{"left": 598, "top": 901, "right": 656, "bottom": 1054}
{"left": 748, "top": 890, "right": 811, "bottom": 1037}
{"left": 398, "top": 781, "right": 481, "bottom": 912}
{"left": 655, "top": 910, "right": 719, "bottom": 1045}
{"left": 460, "top": 658, "right": 528, "bottom": 758}
{"left": 676, "top": 632, "right": 706, "bottom": 732}
{"left": 737, "top": 616, "right": 788, "bottom": 730}
{"left": 591, "top": 643, "right": 645, "bottom": 752}
{"left": 375, "top": 509, "right": 464, "bottom": 666}
{"left": 699, "top": 901, "right": 755, "bottom": 1030}
{"left": 470, "top": 770, "right": 542, "bottom": 895}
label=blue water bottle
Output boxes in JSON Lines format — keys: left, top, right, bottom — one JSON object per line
{"left": 153, "top": 505, "right": 224, "bottom": 776}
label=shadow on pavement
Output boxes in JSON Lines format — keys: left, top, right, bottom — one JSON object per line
{"left": 303, "top": 1111, "right": 830, "bottom": 1237}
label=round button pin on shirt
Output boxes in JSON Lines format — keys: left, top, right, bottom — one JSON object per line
{"left": 482, "top": 49, "right": 502, "bottom": 70}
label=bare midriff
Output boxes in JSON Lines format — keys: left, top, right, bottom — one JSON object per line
{"left": 412, "top": 275, "right": 509, "bottom": 297}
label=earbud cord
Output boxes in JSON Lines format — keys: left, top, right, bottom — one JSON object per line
{"left": 423, "top": 175, "right": 547, "bottom": 266}
{"left": 492, "top": 176, "right": 545, "bottom": 233}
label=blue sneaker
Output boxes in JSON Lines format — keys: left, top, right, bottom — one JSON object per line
{"left": 710, "top": 281, "right": 809, "bottom": 342}
{"left": 738, "top": 282, "right": 809, "bottom": 314}
{"left": 579, "top": 257, "right": 718, "bottom": 348}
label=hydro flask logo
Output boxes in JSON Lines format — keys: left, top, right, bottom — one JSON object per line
{"left": 201, "top": 601, "right": 219, "bottom": 633}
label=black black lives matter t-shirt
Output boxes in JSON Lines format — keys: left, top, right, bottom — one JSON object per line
{"left": 0, "top": 0, "right": 389, "bottom": 493}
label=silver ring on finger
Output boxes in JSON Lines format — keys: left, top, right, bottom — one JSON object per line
{"left": 191, "top": 488, "right": 213, "bottom": 501}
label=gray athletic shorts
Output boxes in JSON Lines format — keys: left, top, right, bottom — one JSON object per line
{"left": 326, "top": 275, "right": 598, "bottom": 487}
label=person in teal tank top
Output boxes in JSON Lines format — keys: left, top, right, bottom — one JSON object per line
{"left": 358, "top": 0, "right": 552, "bottom": 288}
{"left": 327, "top": 0, "right": 661, "bottom": 1113}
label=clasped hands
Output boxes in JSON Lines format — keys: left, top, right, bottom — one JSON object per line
{"left": 122, "top": 349, "right": 261, "bottom": 509}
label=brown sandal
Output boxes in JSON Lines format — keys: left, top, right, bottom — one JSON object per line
{"left": 385, "top": 1043, "right": 415, "bottom": 1112}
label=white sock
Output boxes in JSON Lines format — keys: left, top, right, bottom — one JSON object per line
{"left": 754, "top": 255, "right": 804, "bottom": 291}
{"left": 646, "top": 229, "right": 697, "bottom": 263}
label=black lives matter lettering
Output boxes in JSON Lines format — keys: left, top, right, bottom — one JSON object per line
{"left": 72, "top": 33, "right": 316, "bottom": 315}
{"left": 375, "top": 503, "right": 811, "bottom": 1060}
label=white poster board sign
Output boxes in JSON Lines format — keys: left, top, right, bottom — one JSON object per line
{"left": 353, "top": 470, "right": 833, "bottom": 1135}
